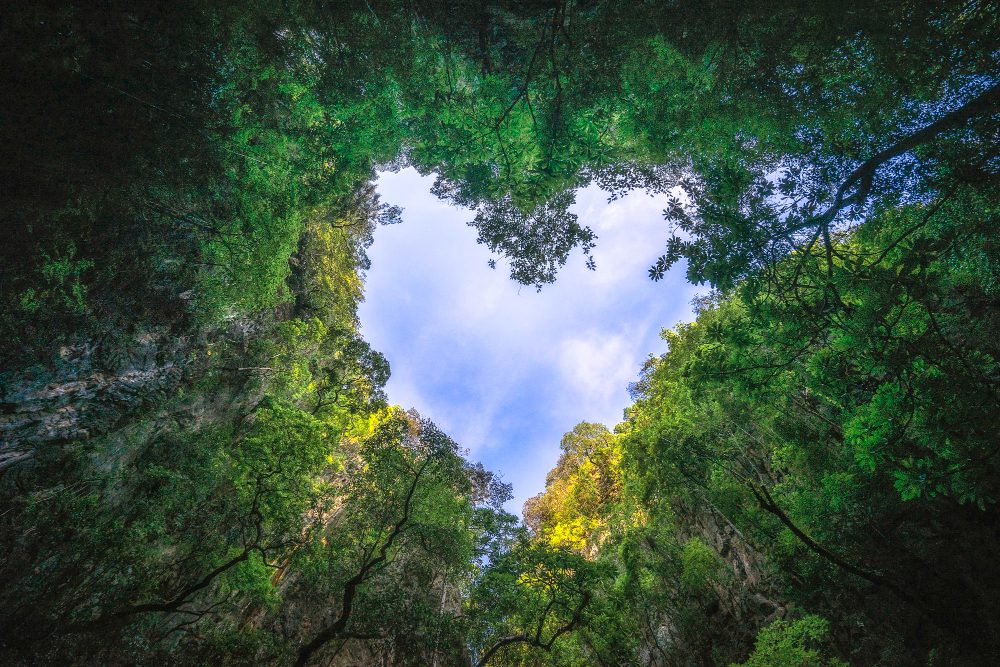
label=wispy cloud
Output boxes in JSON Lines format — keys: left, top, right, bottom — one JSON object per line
{"left": 360, "top": 169, "right": 702, "bottom": 511}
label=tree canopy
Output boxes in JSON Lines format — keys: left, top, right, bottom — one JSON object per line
{"left": 1, "top": 0, "right": 998, "bottom": 665}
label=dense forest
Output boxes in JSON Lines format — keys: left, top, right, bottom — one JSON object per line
{"left": 2, "top": 1, "right": 999, "bottom": 665}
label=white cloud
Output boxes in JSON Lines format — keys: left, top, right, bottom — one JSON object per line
{"left": 557, "top": 332, "right": 637, "bottom": 425}
{"left": 360, "top": 168, "right": 703, "bottom": 511}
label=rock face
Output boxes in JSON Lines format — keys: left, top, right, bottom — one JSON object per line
{"left": 0, "top": 311, "right": 275, "bottom": 464}
{"left": 639, "top": 497, "right": 787, "bottom": 667}
{"left": 675, "top": 498, "right": 785, "bottom": 622}
{"left": 0, "top": 331, "right": 193, "bottom": 466}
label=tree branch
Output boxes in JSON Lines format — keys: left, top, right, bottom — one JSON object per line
{"left": 474, "top": 590, "right": 590, "bottom": 667}
{"left": 784, "top": 80, "right": 1000, "bottom": 238}
{"left": 293, "top": 454, "right": 436, "bottom": 666}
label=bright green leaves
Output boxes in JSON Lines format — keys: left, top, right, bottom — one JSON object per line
{"left": 523, "top": 423, "right": 623, "bottom": 555}
{"left": 222, "top": 550, "right": 282, "bottom": 611}
{"left": 234, "top": 399, "right": 331, "bottom": 524}
{"left": 844, "top": 381, "right": 909, "bottom": 474}
{"left": 731, "top": 615, "right": 846, "bottom": 667}
{"left": 467, "top": 541, "right": 603, "bottom": 667}
{"left": 679, "top": 537, "right": 727, "bottom": 595}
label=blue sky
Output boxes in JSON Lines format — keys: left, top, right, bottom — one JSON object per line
{"left": 359, "top": 168, "right": 703, "bottom": 512}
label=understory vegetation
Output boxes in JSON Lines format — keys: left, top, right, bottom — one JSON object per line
{"left": 1, "top": 1, "right": 998, "bottom": 665}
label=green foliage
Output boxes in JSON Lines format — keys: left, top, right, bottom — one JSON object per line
{"left": 679, "top": 537, "right": 726, "bottom": 595}
{"left": 523, "top": 422, "right": 622, "bottom": 554}
{"left": 286, "top": 408, "right": 517, "bottom": 665}
{"left": 12, "top": 238, "right": 94, "bottom": 321}
{"left": 609, "top": 199, "right": 1000, "bottom": 663}
{"left": 467, "top": 541, "right": 606, "bottom": 667}
{"left": 2, "top": 1, "right": 999, "bottom": 665}
{"left": 731, "top": 616, "right": 846, "bottom": 667}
